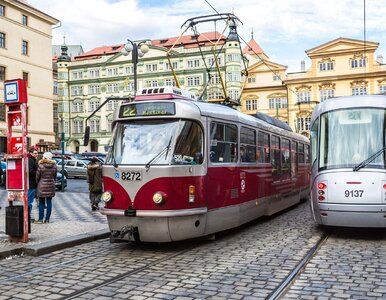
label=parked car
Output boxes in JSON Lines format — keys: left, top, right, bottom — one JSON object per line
{"left": 59, "top": 159, "right": 90, "bottom": 179}
{"left": 77, "top": 152, "right": 106, "bottom": 163}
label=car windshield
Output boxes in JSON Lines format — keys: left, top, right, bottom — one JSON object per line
{"left": 106, "top": 119, "right": 203, "bottom": 165}
{"left": 319, "top": 108, "right": 386, "bottom": 170}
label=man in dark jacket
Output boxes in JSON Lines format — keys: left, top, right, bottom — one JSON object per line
{"left": 87, "top": 157, "right": 103, "bottom": 211}
{"left": 28, "top": 148, "right": 38, "bottom": 222}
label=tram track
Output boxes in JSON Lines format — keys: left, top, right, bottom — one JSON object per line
{"left": 267, "top": 233, "right": 329, "bottom": 300}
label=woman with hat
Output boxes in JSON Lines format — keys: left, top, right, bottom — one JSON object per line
{"left": 35, "top": 152, "right": 57, "bottom": 224}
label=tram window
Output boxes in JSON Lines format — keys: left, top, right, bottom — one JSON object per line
{"left": 282, "top": 138, "right": 291, "bottom": 177}
{"left": 257, "top": 131, "right": 270, "bottom": 163}
{"left": 298, "top": 143, "right": 305, "bottom": 164}
{"left": 210, "top": 122, "right": 237, "bottom": 163}
{"left": 271, "top": 135, "right": 281, "bottom": 177}
{"left": 310, "top": 119, "right": 318, "bottom": 166}
{"left": 240, "top": 126, "right": 256, "bottom": 162}
{"left": 305, "top": 145, "right": 310, "bottom": 164}
{"left": 291, "top": 141, "right": 298, "bottom": 175}
{"left": 173, "top": 120, "right": 204, "bottom": 165}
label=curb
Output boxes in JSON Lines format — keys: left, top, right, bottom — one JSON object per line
{"left": 0, "top": 229, "right": 110, "bottom": 259}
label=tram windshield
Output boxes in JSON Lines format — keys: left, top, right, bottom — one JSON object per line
{"left": 319, "top": 108, "right": 386, "bottom": 170}
{"left": 106, "top": 119, "right": 204, "bottom": 165}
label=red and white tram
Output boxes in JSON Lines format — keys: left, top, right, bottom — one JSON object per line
{"left": 99, "top": 87, "right": 310, "bottom": 242}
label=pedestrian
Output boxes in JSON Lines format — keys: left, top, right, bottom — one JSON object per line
{"left": 35, "top": 152, "right": 57, "bottom": 224}
{"left": 28, "top": 148, "right": 38, "bottom": 222}
{"left": 87, "top": 156, "right": 103, "bottom": 211}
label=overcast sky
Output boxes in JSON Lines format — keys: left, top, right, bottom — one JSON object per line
{"left": 28, "top": 0, "right": 386, "bottom": 72}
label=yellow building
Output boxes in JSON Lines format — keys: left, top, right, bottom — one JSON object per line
{"left": 241, "top": 37, "right": 386, "bottom": 137}
{"left": 0, "top": 0, "right": 59, "bottom": 151}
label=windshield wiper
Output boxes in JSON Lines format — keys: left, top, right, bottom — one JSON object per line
{"left": 145, "top": 136, "right": 173, "bottom": 171}
{"left": 353, "top": 146, "right": 386, "bottom": 172}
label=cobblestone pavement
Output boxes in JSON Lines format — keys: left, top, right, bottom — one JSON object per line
{"left": 283, "top": 228, "right": 386, "bottom": 299}
{"left": 0, "top": 200, "right": 326, "bottom": 299}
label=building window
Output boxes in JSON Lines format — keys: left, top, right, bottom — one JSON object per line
{"left": 320, "top": 89, "right": 334, "bottom": 102}
{"left": 228, "top": 90, "right": 240, "bottom": 100}
{"left": 125, "top": 66, "right": 133, "bottom": 74}
{"left": 209, "top": 74, "right": 221, "bottom": 84}
{"left": 53, "top": 80, "right": 58, "bottom": 95}
{"left": 22, "top": 15, "right": 28, "bottom": 26}
{"left": 124, "top": 82, "right": 134, "bottom": 92}
{"left": 226, "top": 54, "right": 239, "bottom": 62}
{"left": 296, "top": 91, "right": 311, "bottom": 103}
{"left": 73, "top": 120, "right": 84, "bottom": 134}
{"left": 107, "top": 68, "right": 119, "bottom": 76}
{"left": 145, "top": 80, "right": 158, "bottom": 87}
{"left": 269, "top": 97, "right": 287, "bottom": 109}
{"left": 0, "top": 5, "right": 5, "bottom": 16}
{"left": 90, "top": 119, "right": 100, "bottom": 133}
{"left": 247, "top": 77, "right": 256, "bottom": 83}
{"left": 273, "top": 75, "right": 281, "bottom": 81}
{"left": 22, "top": 72, "right": 29, "bottom": 85}
{"left": 187, "top": 59, "right": 200, "bottom": 68}
{"left": 107, "top": 83, "right": 119, "bottom": 93}
{"left": 380, "top": 85, "right": 386, "bottom": 94}
{"left": 62, "top": 120, "right": 69, "bottom": 134}
{"left": 351, "top": 87, "right": 367, "bottom": 96}
{"left": 246, "top": 99, "right": 258, "bottom": 110}
{"left": 351, "top": 57, "right": 366, "bottom": 68}
{"left": 297, "top": 117, "right": 311, "bottom": 131}
{"left": 89, "top": 99, "right": 100, "bottom": 112}
{"left": 208, "top": 56, "right": 222, "bottom": 66}
{"left": 0, "top": 32, "right": 5, "bottom": 48}
{"left": 208, "top": 91, "right": 223, "bottom": 99}
{"left": 107, "top": 119, "right": 113, "bottom": 132}
{"left": 88, "top": 84, "right": 100, "bottom": 95}
{"left": 71, "top": 86, "right": 83, "bottom": 96}
{"left": 107, "top": 100, "right": 120, "bottom": 111}
{"left": 165, "top": 61, "right": 178, "bottom": 70}
{"left": 72, "top": 71, "right": 83, "bottom": 80}
{"left": 187, "top": 76, "right": 200, "bottom": 86}
{"left": 145, "top": 64, "right": 158, "bottom": 72}
{"left": 0, "top": 66, "right": 5, "bottom": 82}
{"left": 22, "top": 40, "right": 28, "bottom": 55}
{"left": 319, "top": 61, "right": 334, "bottom": 71}
{"left": 227, "top": 72, "right": 240, "bottom": 82}
{"left": 72, "top": 101, "right": 83, "bottom": 113}
{"left": 89, "top": 69, "right": 100, "bottom": 78}
{"left": 165, "top": 78, "right": 176, "bottom": 86}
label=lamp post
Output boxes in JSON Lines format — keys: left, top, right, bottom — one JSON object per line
{"left": 60, "top": 115, "right": 65, "bottom": 192}
{"left": 121, "top": 39, "right": 149, "bottom": 96}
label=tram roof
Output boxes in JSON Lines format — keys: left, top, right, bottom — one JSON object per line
{"left": 311, "top": 94, "right": 386, "bottom": 123}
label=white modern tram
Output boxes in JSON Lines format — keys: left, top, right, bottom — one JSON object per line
{"left": 310, "top": 94, "right": 386, "bottom": 227}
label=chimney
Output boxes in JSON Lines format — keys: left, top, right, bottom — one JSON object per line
{"left": 301, "top": 60, "right": 305, "bottom": 72}
{"left": 376, "top": 54, "right": 383, "bottom": 64}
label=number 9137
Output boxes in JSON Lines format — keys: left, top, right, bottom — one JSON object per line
{"left": 344, "top": 190, "right": 363, "bottom": 197}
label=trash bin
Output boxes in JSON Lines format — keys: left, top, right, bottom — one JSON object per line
{"left": 5, "top": 205, "right": 29, "bottom": 237}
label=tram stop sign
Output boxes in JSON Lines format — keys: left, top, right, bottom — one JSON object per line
{"left": 4, "top": 79, "right": 28, "bottom": 104}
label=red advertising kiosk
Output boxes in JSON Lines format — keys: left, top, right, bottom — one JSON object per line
{"left": 3, "top": 79, "right": 29, "bottom": 242}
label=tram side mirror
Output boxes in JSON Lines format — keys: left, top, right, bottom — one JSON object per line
{"left": 195, "top": 152, "right": 203, "bottom": 164}
{"left": 84, "top": 126, "right": 90, "bottom": 146}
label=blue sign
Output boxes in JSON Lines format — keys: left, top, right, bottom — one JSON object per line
{"left": 114, "top": 172, "right": 120, "bottom": 179}
{"left": 4, "top": 81, "right": 19, "bottom": 103}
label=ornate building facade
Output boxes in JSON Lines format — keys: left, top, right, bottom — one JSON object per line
{"left": 0, "top": 0, "right": 59, "bottom": 152}
{"left": 56, "top": 31, "right": 246, "bottom": 153}
{"left": 241, "top": 37, "right": 386, "bottom": 136}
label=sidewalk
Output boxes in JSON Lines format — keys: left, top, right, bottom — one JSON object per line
{"left": 0, "top": 190, "right": 109, "bottom": 259}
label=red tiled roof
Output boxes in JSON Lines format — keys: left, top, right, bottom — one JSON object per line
{"left": 152, "top": 31, "right": 226, "bottom": 49}
{"left": 243, "top": 39, "right": 266, "bottom": 56}
{"left": 74, "top": 45, "right": 124, "bottom": 60}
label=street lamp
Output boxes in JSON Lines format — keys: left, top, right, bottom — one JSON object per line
{"left": 121, "top": 40, "right": 149, "bottom": 96}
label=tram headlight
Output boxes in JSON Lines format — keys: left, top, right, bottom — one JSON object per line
{"left": 153, "top": 191, "right": 167, "bottom": 205}
{"left": 101, "top": 191, "right": 113, "bottom": 203}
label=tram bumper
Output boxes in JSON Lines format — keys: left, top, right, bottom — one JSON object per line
{"left": 317, "top": 203, "right": 386, "bottom": 227}
{"left": 101, "top": 207, "right": 208, "bottom": 242}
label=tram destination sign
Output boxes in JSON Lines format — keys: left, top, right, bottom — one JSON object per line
{"left": 119, "top": 102, "right": 176, "bottom": 118}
